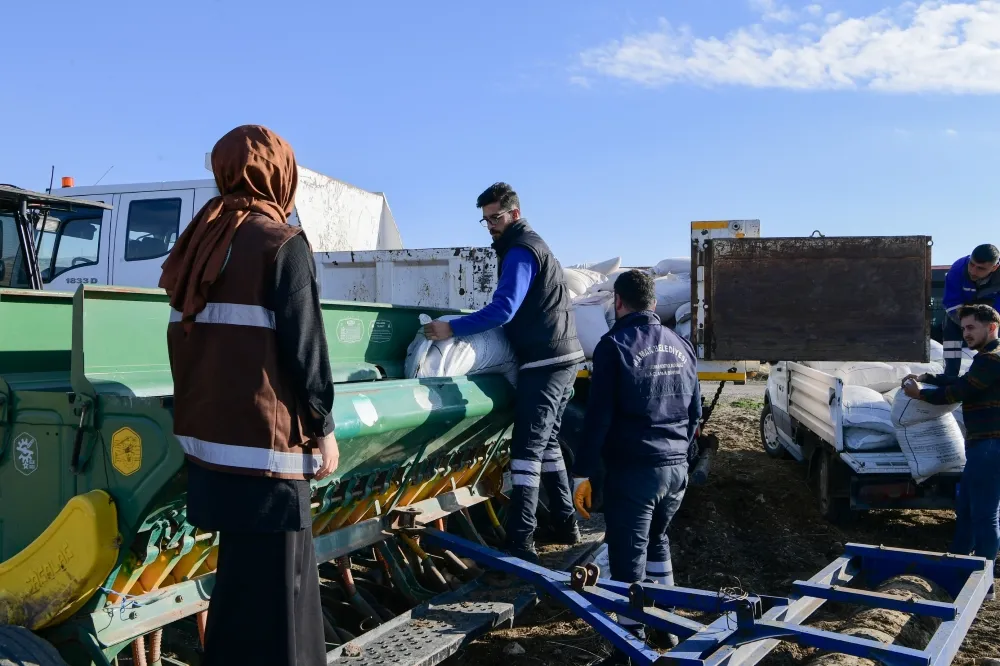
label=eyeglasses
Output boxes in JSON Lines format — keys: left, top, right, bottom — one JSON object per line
{"left": 479, "top": 210, "right": 509, "bottom": 228}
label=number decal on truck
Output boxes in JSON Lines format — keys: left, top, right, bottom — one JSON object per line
{"left": 65, "top": 277, "right": 99, "bottom": 284}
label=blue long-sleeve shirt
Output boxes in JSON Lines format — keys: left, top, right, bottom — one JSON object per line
{"left": 943, "top": 256, "right": 1000, "bottom": 324}
{"left": 449, "top": 247, "right": 538, "bottom": 337}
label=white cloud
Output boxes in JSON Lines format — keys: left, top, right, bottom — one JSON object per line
{"left": 945, "top": 127, "right": 959, "bottom": 135}
{"left": 569, "top": 75, "right": 592, "bottom": 88}
{"left": 750, "top": 0, "right": 799, "bottom": 22}
{"left": 578, "top": 1, "right": 1000, "bottom": 93}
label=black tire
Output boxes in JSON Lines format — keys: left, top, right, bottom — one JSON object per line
{"left": 0, "top": 626, "right": 69, "bottom": 666}
{"left": 759, "top": 402, "right": 789, "bottom": 459}
{"left": 816, "top": 449, "right": 853, "bottom": 524}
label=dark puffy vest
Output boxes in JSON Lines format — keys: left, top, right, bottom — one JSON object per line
{"left": 492, "top": 220, "right": 584, "bottom": 369}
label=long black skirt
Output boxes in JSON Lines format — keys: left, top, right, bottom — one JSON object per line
{"left": 202, "top": 528, "right": 326, "bottom": 666}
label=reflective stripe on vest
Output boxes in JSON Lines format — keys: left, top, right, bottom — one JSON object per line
{"left": 177, "top": 435, "right": 321, "bottom": 475}
{"left": 519, "top": 349, "right": 585, "bottom": 371}
{"left": 169, "top": 303, "right": 276, "bottom": 329}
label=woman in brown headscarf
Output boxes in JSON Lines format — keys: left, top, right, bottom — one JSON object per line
{"left": 161, "top": 125, "right": 338, "bottom": 665}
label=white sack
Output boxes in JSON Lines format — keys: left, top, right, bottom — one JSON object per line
{"left": 844, "top": 427, "right": 898, "bottom": 452}
{"left": 840, "top": 385, "right": 894, "bottom": 434}
{"left": 803, "top": 361, "right": 845, "bottom": 372}
{"left": 675, "top": 319, "right": 692, "bottom": 340}
{"left": 675, "top": 302, "right": 692, "bottom": 325}
{"left": 592, "top": 268, "right": 631, "bottom": 293}
{"left": 954, "top": 408, "right": 966, "bottom": 437}
{"left": 404, "top": 314, "right": 517, "bottom": 385}
{"left": 587, "top": 256, "right": 622, "bottom": 275}
{"left": 890, "top": 384, "right": 958, "bottom": 427}
{"left": 961, "top": 357, "right": 973, "bottom": 375}
{"left": 834, "top": 362, "right": 900, "bottom": 393}
{"left": 573, "top": 299, "right": 611, "bottom": 358}
{"left": 883, "top": 387, "right": 900, "bottom": 404}
{"left": 890, "top": 362, "right": 943, "bottom": 382}
{"left": 564, "top": 268, "right": 605, "bottom": 296}
{"left": 930, "top": 339, "right": 944, "bottom": 364}
{"left": 894, "top": 415, "right": 966, "bottom": 483}
{"left": 653, "top": 275, "right": 691, "bottom": 322}
{"left": 652, "top": 258, "right": 691, "bottom": 276}
{"left": 569, "top": 257, "right": 620, "bottom": 274}
{"left": 964, "top": 347, "right": 977, "bottom": 361}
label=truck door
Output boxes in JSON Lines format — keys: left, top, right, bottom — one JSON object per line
{"left": 696, "top": 235, "right": 933, "bottom": 363}
{"left": 35, "top": 194, "right": 113, "bottom": 291}
{"left": 110, "top": 190, "right": 194, "bottom": 288}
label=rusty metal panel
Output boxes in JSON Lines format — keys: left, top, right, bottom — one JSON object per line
{"left": 703, "top": 236, "right": 932, "bottom": 362}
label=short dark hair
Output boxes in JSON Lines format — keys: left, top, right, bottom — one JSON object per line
{"left": 476, "top": 182, "right": 520, "bottom": 211}
{"left": 958, "top": 303, "right": 1000, "bottom": 326}
{"left": 614, "top": 269, "right": 657, "bottom": 312}
{"left": 971, "top": 244, "right": 1000, "bottom": 264}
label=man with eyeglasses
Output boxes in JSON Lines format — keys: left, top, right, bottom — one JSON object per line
{"left": 423, "top": 182, "right": 585, "bottom": 562}
{"left": 942, "top": 244, "right": 1000, "bottom": 376}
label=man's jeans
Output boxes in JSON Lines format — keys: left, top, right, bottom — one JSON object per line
{"left": 951, "top": 438, "right": 1000, "bottom": 563}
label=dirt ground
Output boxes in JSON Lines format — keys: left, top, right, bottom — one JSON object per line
{"left": 445, "top": 388, "right": 999, "bottom": 666}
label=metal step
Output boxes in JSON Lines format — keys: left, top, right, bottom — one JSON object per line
{"left": 326, "top": 578, "right": 533, "bottom": 666}
{"left": 327, "top": 516, "right": 607, "bottom": 666}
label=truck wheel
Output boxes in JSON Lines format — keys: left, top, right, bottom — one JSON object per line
{"left": 0, "top": 626, "right": 69, "bottom": 666}
{"left": 759, "top": 403, "right": 788, "bottom": 459}
{"left": 816, "top": 449, "right": 852, "bottom": 524}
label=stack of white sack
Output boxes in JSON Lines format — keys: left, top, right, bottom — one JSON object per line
{"left": 801, "top": 359, "right": 944, "bottom": 394}
{"left": 674, "top": 302, "right": 692, "bottom": 340}
{"left": 563, "top": 267, "right": 606, "bottom": 299}
{"left": 890, "top": 385, "right": 965, "bottom": 483}
{"left": 404, "top": 314, "right": 518, "bottom": 386}
{"left": 564, "top": 255, "right": 695, "bottom": 359}
{"left": 572, "top": 291, "right": 615, "bottom": 358}
{"left": 651, "top": 258, "right": 690, "bottom": 276}
{"left": 839, "top": 385, "right": 897, "bottom": 451}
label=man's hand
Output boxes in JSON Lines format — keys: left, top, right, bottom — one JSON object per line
{"left": 314, "top": 432, "right": 340, "bottom": 481}
{"left": 901, "top": 374, "right": 919, "bottom": 387}
{"left": 423, "top": 320, "right": 453, "bottom": 342}
{"left": 573, "top": 477, "right": 592, "bottom": 520}
{"left": 902, "top": 378, "right": 923, "bottom": 400}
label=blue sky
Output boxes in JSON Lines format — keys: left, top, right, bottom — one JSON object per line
{"left": 3, "top": 0, "right": 999, "bottom": 267}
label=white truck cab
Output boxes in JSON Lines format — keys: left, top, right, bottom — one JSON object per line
{"left": 0, "top": 166, "right": 403, "bottom": 292}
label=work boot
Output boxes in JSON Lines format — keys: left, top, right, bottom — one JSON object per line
{"left": 535, "top": 516, "right": 582, "bottom": 546}
{"left": 504, "top": 541, "right": 539, "bottom": 565}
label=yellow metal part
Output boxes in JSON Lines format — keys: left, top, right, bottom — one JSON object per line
{"left": 0, "top": 490, "right": 120, "bottom": 630}
{"left": 173, "top": 540, "right": 214, "bottom": 582}
{"left": 484, "top": 499, "right": 502, "bottom": 529}
{"left": 698, "top": 372, "right": 747, "bottom": 382}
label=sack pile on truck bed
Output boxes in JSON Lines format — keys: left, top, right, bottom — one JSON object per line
{"left": 565, "top": 256, "right": 693, "bottom": 360}
{"left": 801, "top": 348, "right": 968, "bottom": 481}
{"left": 407, "top": 255, "right": 695, "bottom": 374}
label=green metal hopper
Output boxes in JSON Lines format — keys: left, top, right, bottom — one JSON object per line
{"left": 0, "top": 286, "right": 514, "bottom": 665}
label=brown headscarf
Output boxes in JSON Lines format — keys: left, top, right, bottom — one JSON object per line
{"left": 159, "top": 125, "right": 298, "bottom": 328}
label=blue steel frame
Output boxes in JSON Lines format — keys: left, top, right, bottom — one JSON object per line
{"left": 418, "top": 530, "right": 993, "bottom": 666}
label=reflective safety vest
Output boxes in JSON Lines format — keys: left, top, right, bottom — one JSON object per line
{"left": 167, "top": 213, "right": 320, "bottom": 480}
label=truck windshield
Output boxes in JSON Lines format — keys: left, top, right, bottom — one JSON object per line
{"left": 0, "top": 208, "right": 102, "bottom": 288}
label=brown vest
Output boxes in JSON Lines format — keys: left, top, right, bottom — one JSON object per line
{"left": 168, "top": 214, "right": 320, "bottom": 480}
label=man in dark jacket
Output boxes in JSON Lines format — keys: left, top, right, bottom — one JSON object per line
{"left": 423, "top": 182, "right": 585, "bottom": 562}
{"left": 941, "top": 245, "right": 1000, "bottom": 376}
{"left": 572, "top": 270, "right": 701, "bottom": 663}
{"left": 902, "top": 304, "right": 1000, "bottom": 584}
